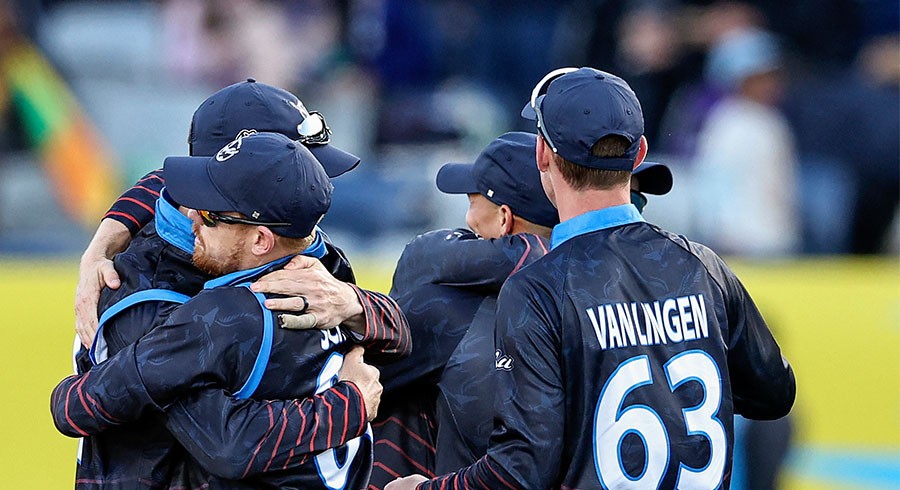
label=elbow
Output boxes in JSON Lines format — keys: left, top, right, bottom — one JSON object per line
{"left": 736, "top": 370, "right": 796, "bottom": 420}
{"left": 51, "top": 414, "right": 86, "bottom": 438}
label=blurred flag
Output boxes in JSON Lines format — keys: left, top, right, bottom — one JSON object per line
{"left": 0, "top": 41, "right": 120, "bottom": 227}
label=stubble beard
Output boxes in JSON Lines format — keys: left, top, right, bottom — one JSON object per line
{"left": 192, "top": 223, "right": 246, "bottom": 276}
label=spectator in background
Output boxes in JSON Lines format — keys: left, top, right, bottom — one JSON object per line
{"left": 162, "top": 0, "right": 341, "bottom": 89}
{"left": 691, "top": 28, "right": 800, "bottom": 256}
{"left": 846, "top": 34, "right": 899, "bottom": 254}
{"left": 613, "top": 3, "right": 693, "bottom": 144}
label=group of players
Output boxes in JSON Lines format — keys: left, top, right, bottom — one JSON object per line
{"left": 51, "top": 68, "right": 795, "bottom": 489}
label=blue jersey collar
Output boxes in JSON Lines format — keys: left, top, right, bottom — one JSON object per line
{"left": 155, "top": 189, "right": 194, "bottom": 254}
{"left": 303, "top": 228, "right": 327, "bottom": 260}
{"left": 204, "top": 255, "right": 294, "bottom": 289}
{"left": 550, "top": 204, "right": 644, "bottom": 250}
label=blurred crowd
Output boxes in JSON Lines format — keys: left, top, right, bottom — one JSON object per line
{"left": 0, "top": 0, "right": 897, "bottom": 257}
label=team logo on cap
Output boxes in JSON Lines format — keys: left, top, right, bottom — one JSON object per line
{"left": 216, "top": 133, "right": 252, "bottom": 162}
{"left": 235, "top": 128, "right": 257, "bottom": 140}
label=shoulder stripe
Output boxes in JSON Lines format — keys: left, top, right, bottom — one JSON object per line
{"left": 91, "top": 289, "right": 191, "bottom": 364}
{"left": 232, "top": 285, "right": 274, "bottom": 399}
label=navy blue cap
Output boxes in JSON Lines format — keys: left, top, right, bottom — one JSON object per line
{"left": 632, "top": 162, "right": 673, "bottom": 195}
{"left": 522, "top": 67, "right": 643, "bottom": 171}
{"left": 189, "top": 79, "right": 360, "bottom": 178}
{"left": 164, "top": 132, "right": 332, "bottom": 238}
{"left": 436, "top": 132, "right": 559, "bottom": 228}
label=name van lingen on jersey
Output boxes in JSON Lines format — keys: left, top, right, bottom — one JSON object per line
{"left": 585, "top": 294, "right": 709, "bottom": 350}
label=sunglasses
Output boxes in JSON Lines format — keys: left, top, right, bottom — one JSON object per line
{"left": 198, "top": 209, "right": 291, "bottom": 228}
{"left": 529, "top": 67, "right": 579, "bottom": 154}
{"left": 297, "top": 111, "right": 332, "bottom": 146}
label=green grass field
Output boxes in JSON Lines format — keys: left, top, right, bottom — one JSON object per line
{"left": 2, "top": 257, "right": 897, "bottom": 488}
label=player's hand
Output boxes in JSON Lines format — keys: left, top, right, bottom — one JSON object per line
{"left": 75, "top": 253, "right": 121, "bottom": 348}
{"left": 339, "top": 346, "right": 382, "bottom": 421}
{"left": 252, "top": 255, "right": 364, "bottom": 331}
{"left": 385, "top": 474, "right": 428, "bottom": 490}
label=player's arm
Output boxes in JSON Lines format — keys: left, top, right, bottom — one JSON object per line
{"left": 719, "top": 264, "right": 796, "bottom": 419}
{"left": 74, "top": 169, "right": 164, "bottom": 347}
{"left": 51, "top": 293, "right": 245, "bottom": 436}
{"left": 104, "top": 168, "right": 164, "bottom": 233}
{"left": 378, "top": 230, "right": 547, "bottom": 393}
{"left": 164, "top": 347, "right": 378, "bottom": 479}
{"left": 50, "top": 342, "right": 161, "bottom": 437}
{"left": 252, "top": 255, "right": 412, "bottom": 364}
{"left": 391, "top": 229, "right": 545, "bottom": 291}
{"left": 410, "top": 276, "right": 565, "bottom": 489}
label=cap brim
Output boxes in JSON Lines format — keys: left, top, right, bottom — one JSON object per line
{"left": 435, "top": 163, "right": 479, "bottom": 194}
{"left": 632, "top": 162, "right": 673, "bottom": 195}
{"left": 163, "top": 156, "right": 234, "bottom": 211}
{"left": 307, "top": 144, "right": 361, "bottom": 178}
{"left": 520, "top": 96, "right": 541, "bottom": 120}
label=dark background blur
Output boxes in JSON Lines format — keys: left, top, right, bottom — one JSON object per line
{"left": 0, "top": 0, "right": 897, "bottom": 260}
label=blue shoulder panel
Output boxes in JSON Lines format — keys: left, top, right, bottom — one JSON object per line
{"left": 232, "top": 284, "right": 275, "bottom": 399}
{"left": 90, "top": 288, "right": 191, "bottom": 364}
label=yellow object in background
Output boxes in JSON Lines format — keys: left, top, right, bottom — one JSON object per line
{"left": 0, "top": 257, "right": 896, "bottom": 488}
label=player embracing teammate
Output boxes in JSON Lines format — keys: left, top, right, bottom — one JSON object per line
{"left": 386, "top": 68, "right": 795, "bottom": 489}
{"left": 53, "top": 68, "right": 794, "bottom": 490}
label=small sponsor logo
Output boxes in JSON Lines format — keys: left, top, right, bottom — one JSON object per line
{"left": 495, "top": 349, "right": 514, "bottom": 371}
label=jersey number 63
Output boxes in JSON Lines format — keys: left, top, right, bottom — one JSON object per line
{"left": 593, "top": 350, "right": 727, "bottom": 488}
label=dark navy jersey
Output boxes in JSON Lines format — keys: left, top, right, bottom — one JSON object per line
{"left": 420, "top": 205, "right": 795, "bottom": 490}
{"left": 369, "top": 229, "right": 548, "bottom": 489}
{"left": 55, "top": 252, "right": 411, "bottom": 488}
{"left": 56, "top": 193, "right": 394, "bottom": 488}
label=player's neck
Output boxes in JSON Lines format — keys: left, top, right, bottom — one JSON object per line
{"left": 554, "top": 187, "right": 630, "bottom": 223}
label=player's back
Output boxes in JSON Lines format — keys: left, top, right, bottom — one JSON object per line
{"left": 176, "top": 268, "right": 372, "bottom": 490}
{"left": 499, "top": 220, "right": 793, "bottom": 489}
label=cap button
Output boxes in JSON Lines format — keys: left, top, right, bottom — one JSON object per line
{"left": 594, "top": 73, "right": 605, "bottom": 80}
{"left": 286, "top": 142, "right": 296, "bottom": 149}
{"left": 246, "top": 78, "right": 256, "bottom": 83}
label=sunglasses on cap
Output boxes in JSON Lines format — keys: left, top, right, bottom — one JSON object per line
{"left": 529, "top": 67, "right": 579, "bottom": 154}
{"left": 198, "top": 209, "right": 291, "bottom": 228}
{"left": 296, "top": 111, "right": 331, "bottom": 146}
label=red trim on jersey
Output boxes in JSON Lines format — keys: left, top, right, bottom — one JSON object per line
{"left": 242, "top": 404, "right": 275, "bottom": 478}
{"left": 117, "top": 196, "right": 155, "bottom": 214}
{"left": 375, "top": 439, "right": 435, "bottom": 476}
{"left": 104, "top": 211, "right": 142, "bottom": 227}
{"left": 509, "top": 235, "right": 533, "bottom": 276}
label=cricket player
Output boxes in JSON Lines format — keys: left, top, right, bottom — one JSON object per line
{"left": 372, "top": 132, "right": 673, "bottom": 488}
{"left": 74, "top": 78, "right": 362, "bottom": 349}
{"left": 387, "top": 67, "right": 795, "bottom": 489}
{"left": 57, "top": 80, "right": 406, "bottom": 489}
{"left": 53, "top": 132, "right": 411, "bottom": 488}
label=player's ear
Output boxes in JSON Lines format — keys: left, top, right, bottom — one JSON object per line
{"left": 251, "top": 226, "right": 277, "bottom": 256}
{"left": 536, "top": 136, "right": 551, "bottom": 172}
{"left": 633, "top": 135, "right": 648, "bottom": 170}
{"left": 499, "top": 204, "right": 514, "bottom": 236}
